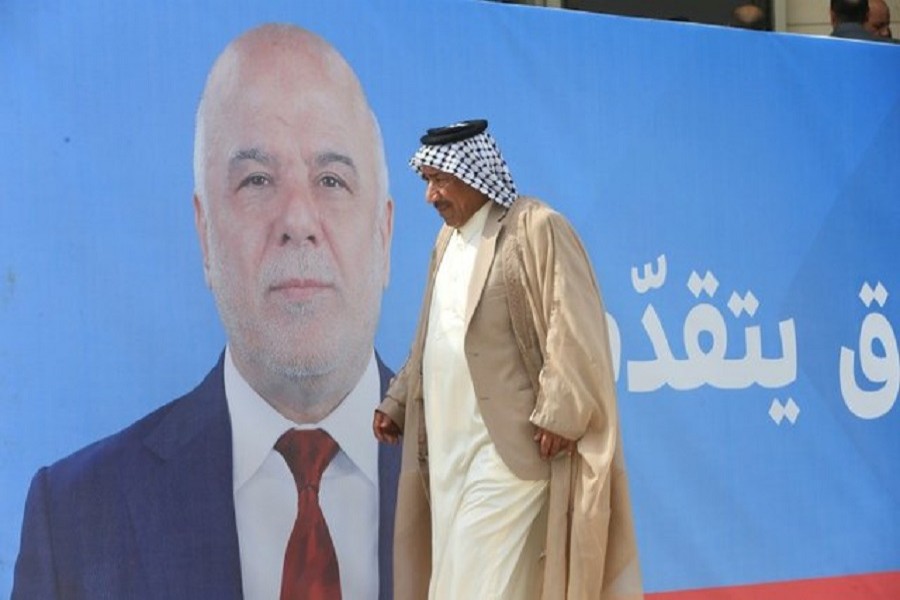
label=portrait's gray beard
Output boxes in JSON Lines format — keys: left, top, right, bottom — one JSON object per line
{"left": 208, "top": 231, "right": 384, "bottom": 409}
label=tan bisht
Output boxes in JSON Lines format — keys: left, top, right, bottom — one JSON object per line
{"left": 379, "top": 197, "right": 643, "bottom": 600}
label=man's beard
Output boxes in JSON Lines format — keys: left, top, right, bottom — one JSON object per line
{"left": 208, "top": 236, "right": 383, "bottom": 402}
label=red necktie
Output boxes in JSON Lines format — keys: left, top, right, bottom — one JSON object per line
{"left": 275, "top": 429, "right": 341, "bottom": 600}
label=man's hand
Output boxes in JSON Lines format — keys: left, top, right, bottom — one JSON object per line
{"left": 373, "top": 410, "right": 402, "bottom": 444}
{"left": 533, "top": 427, "right": 575, "bottom": 460}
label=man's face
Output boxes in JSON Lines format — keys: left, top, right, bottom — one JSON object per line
{"left": 866, "top": 1, "right": 893, "bottom": 38}
{"left": 195, "top": 42, "right": 392, "bottom": 394}
{"left": 420, "top": 165, "right": 489, "bottom": 228}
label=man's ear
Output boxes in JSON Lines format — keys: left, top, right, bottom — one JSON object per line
{"left": 193, "top": 193, "right": 212, "bottom": 287}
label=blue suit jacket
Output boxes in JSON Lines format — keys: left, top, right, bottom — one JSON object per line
{"left": 12, "top": 353, "right": 401, "bottom": 600}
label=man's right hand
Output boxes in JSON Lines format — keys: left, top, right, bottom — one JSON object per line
{"left": 373, "top": 410, "right": 402, "bottom": 444}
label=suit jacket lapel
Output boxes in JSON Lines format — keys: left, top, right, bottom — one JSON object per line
{"left": 124, "top": 357, "right": 243, "bottom": 599}
{"left": 376, "top": 354, "right": 401, "bottom": 600}
{"left": 115, "top": 354, "right": 401, "bottom": 600}
{"left": 465, "top": 202, "right": 506, "bottom": 328}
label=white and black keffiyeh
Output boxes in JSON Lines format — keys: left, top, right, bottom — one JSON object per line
{"left": 410, "top": 120, "right": 518, "bottom": 208}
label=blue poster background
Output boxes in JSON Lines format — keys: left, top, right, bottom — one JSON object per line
{"left": 2, "top": 0, "right": 898, "bottom": 595}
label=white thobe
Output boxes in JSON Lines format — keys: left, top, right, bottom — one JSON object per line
{"left": 423, "top": 202, "right": 548, "bottom": 600}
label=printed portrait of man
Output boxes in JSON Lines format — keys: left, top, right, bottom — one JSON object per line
{"left": 12, "top": 23, "right": 400, "bottom": 600}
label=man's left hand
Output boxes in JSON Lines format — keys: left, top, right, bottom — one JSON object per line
{"left": 533, "top": 427, "right": 575, "bottom": 460}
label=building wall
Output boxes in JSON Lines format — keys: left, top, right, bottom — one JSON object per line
{"left": 525, "top": 0, "right": 899, "bottom": 35}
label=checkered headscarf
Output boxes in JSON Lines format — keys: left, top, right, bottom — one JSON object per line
{"left": 410, "top": 121, "right": 518, "bottom": 208}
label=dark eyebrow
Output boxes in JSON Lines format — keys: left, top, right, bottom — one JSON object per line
{"left": 315, "top": 151, "right": 358, "bottom": 174}
{"left": 229, "top": 148, "right": 275, "bottom": 169}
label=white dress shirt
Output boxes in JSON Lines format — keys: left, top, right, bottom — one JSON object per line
{"left": 423, "top": 202, "right": 547, "bottom": 600}
{"left": 225, "top": 347, "right": 380, "bottom": 600}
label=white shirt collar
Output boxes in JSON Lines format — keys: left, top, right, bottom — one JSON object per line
{"left": 225, "top": 346, "right": 380, "bottom": 492}
{"left": 456, "top": 200, "right": 492, "bottom": 244}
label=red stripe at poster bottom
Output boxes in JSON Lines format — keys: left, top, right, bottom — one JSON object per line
{"left": 646, "top": 571, "right": 900, "bottom": 600}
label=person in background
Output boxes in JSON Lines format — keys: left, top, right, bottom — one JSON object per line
{"left": 730, "top": 3, "right": 768, "bottom": 30}
{"left": 865, "top": 0, "right": 895, "bottom": 39}
{"left": 830, "top": 0, "right": 887, "bottom": 41}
